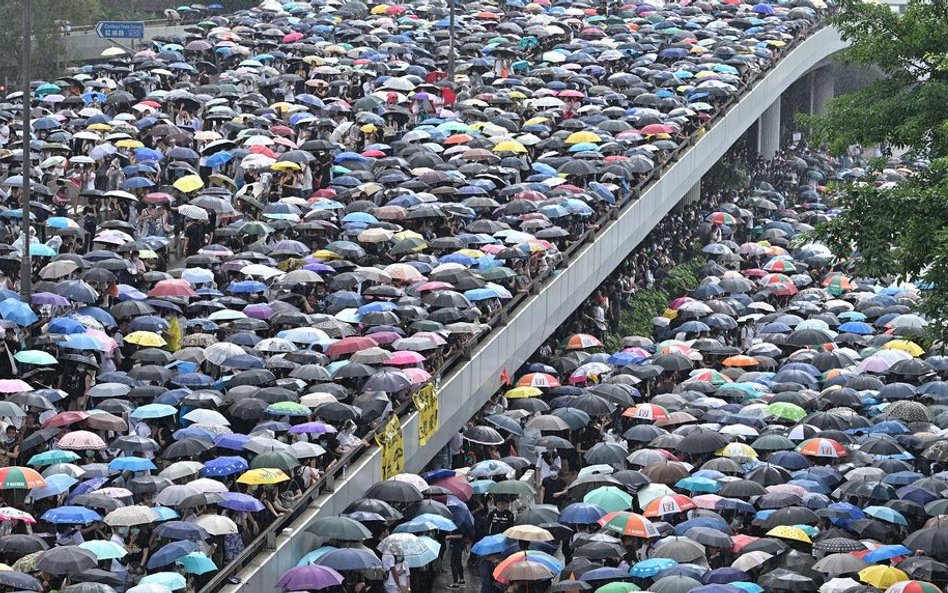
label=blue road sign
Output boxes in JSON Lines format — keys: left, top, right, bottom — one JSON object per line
{"left": 95, "top": 21, "right": 145, "bottom": 39}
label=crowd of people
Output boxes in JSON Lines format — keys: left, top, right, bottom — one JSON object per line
{"left": 0, "top": 0, "right": 897, "bottom": 592}
{"left": 279, "top": 141, "right": 948, "bottom": 593}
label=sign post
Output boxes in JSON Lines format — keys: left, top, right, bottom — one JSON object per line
{"left": 94, "top": 21, "right": 145, "bottom": 39}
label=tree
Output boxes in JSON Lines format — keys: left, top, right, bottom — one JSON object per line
{"left": 805, "top": 0, "right": 948, "bottom": 157}
{"left": 804, "top": 0, "right": 948, "bottom": 345}
{"left": 0, "top": 0, "right": 104, "bottom": 82}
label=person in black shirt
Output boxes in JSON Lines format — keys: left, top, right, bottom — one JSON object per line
{"left": 183, "top": 218, "right": 207, "bottom": 256}
{"left": 485, "top": 498, "right": 514, "bottom": 536}
{"left": 82, "top": 206, "right": 96, "bottom": 253}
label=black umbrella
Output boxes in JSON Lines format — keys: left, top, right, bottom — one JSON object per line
{"left": 676, "top": 429, "right": 729, "bottom": 454}
{"left": 463, "top": 425, "right": 505, "bottom": 446}
{"left": 0, "top": 570, "right": 42, "bottom": 591}
{"left": 36, "top": 546, "right": 98, "bottom": 575}
{"left": 365, "top": 480, "right": 423, "bottom": 504}
{"left": 0, "top": 534, "right": 48, "bottom": 556}
{"left": 309, "top": 516, "right": 373, "bottom": 541}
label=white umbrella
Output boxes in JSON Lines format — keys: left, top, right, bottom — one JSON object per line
{"left": 203, "top": 342, "right": 246, "bottom": 366}
{"left": 154, "top": 485, "right": 201, "bottom": 506}
{"left": 182, "top": 409, "right": 230, "bottom": 426}
{"left": 159, "top": 461, "right": 204, "bottom": 481}
{"left": 192, "top": 514, "right": 238, "bottom": 536}
{"left": 104, "top": 505, "right": 158, "bottom": 527}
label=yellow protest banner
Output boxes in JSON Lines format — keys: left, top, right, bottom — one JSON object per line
{"left": 376, "top": 415, "right": 404, "bottom": 480}
{"left": 413, "top": 384, "right": 439, "bottom": 447}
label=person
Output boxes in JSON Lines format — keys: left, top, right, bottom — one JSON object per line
{"left": 381, "top": 551, "right": 410, "bottom": 593}
{"left": 0, "top": 426, "right": 18, "bottom": 468}
{"left": 485, "top": 499, "right": 514, "bottom": 535}
{"left": 446, "top": 529, "right": 466, "bottom": 589}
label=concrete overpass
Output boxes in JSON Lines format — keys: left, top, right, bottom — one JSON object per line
{"left": 211, "top": 23, "right": 849, "bottom": 593}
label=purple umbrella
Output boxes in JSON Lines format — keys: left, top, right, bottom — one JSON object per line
{"left": 65, "top": 476, "right": 109, "bottom": 503}
{"left": 288, "top": 421, "right": 338, "bottom": 434}
{"left": 276, "top": 565, "right": 345, "bottom": 591}
{"left": 31, "top": 292, "right": 70, "bottom": 306}
{"left": 244, "top": 304, "right": 273, "bottom": 320}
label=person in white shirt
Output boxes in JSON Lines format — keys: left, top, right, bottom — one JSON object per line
{"left": 381, "top": 552, "right": 410, "bottom": 593}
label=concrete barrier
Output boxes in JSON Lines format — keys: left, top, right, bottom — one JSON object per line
{"left": 219, "top": 24, "right": 848, "bottom": 593}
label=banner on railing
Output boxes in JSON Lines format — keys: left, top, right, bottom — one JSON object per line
{"left": 376, "top": 415, "right": 404, "bottom": 480}
{"left": 413, "top": 384, "right": 439, "bottom": 447}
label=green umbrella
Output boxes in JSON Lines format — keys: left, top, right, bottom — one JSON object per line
{"left": 596, "top": 584, "right": 641, "bottom": 593}
{"left": 584, "top": 486, "right": 633, "bottom": 513}
{"left": 766, "top": 402, "right": 806, "bottom": 422}
{"left": 28, "top": 450, "right": 81, "bottom": 466}
{"left": 251, "top": 450, "right": 300, "bottom": 472}
{"left": 266, "top": 401, "right": 311, "bottom": 417}
{"left": 489, "top": 480, "right": 537, "bottom": 497}
{"left": 14, "top": 350, "right": 58, "bottom": 366}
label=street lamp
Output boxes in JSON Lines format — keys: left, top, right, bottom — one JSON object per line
{"left": 20, "top": 0, "right": 32, "bottom": 298}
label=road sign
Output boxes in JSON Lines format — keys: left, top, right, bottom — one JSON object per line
{"left": 95, "top": 21, "right": 145, "bottom": 39}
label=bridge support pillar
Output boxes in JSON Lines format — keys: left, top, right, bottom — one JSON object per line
{"left": 682, "top": 179, "right": 700, "bottom": 206}
{"left": 757, "top": 96, "right": 781, "bottom": 159}
{"left": 810, "top": 66, "right": 835, "bottom": 117}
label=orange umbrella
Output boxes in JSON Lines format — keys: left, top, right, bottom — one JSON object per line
{"left": 722, "top": 355, "right": 759, "bottom": 368}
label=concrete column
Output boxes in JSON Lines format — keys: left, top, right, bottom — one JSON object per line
{"left": 757, "top": 96, "right": 781, "bottom": 159}
{"left": 683, "top": 179, "right": 701, "bottom": 205}
{"left": 810, "top": 66, "right": 835, "bottom": 117}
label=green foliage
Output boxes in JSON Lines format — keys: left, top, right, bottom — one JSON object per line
{"left": 802, "top": 0, "right": 948, "bottom": 156}
{"left": 0, "top": 0, "right": 104, "bottom": 80}
{"left": 704, "top": 157, "right": 750, "bottom": 194}
{"left": 816, "top": 158, "right": 948, "bottom": 345}
{"left": 603, "top": 258, "right": 706, "bottom": 345}
{"left": 803, "top": 0, "right": 948, "bottom": 345}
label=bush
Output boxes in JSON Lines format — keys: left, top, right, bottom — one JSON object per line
{"left": 605, "top": 258, "right": 706, "bottom": 346}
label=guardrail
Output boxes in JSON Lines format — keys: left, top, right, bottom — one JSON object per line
{"left": 202, "top": 20, "right": 848, "bottom": 593}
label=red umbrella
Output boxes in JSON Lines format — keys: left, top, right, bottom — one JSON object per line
{"left": 325, "top": 337, "right": 376, "bottom": 357}
{"left": 148, "top": 279, "right": 197, "bottom": 298}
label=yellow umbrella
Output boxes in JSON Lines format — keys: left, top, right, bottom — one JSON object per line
{"left": 565, "top": 131, "right": 602, "bottom": 144}
{"left": 101, "top": 47, "right": 126, "bottom": 58}
{"left": 370, "top": 4, "right": 389, "bottom": 13}
{"left": 858, "top": 566, "right": 908, "bottom": 588}
{"left": 87, "top": 123, "right": 112, "bottom": 132}
{"left": 883, "top": 340, "right": 924, "bottom": 356}
{"left": 493, "top": 140, "right": 527, "bottom": 153}
{"left": 124, "top": 331, "right": 167, "bottom": 348}
{"left": 271, "top": 161, "right": 301, "bottom": 172}
{"left": 173, "top": 175, "right": 204, "bottom": 194}
{"left": 716, "top": 443, "right": 758, "bottom": 459}
{"left": 505, "top": 386, "right": 543, "bottom": 399}
{"left": 360, "top": 123, "right": 378, "bottom": 133}
{"left": 765, "top": 525, "right": 811, "bottom": 544}
{"left": 394, "top": 230, "right": 424, "bottom": 240}
{"left": 312, "top": 249, "right": 341, "bottom": 260}
{"left": 116, "top": 139, "right": 144, "bottom": 149}
{"left": 456, "top": 249, "right": 485, "bottom": 259}
{"left": 524, "top": 117, "right": 549, "bottom": 126}
{"left": 236, "top": 468, "right": 290, "bottom": 485}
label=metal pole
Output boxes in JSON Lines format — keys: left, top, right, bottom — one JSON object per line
{"left": 20, "top": 0, "right": 32, "bottom": 298}
{"left": 447, "top": 0, "right": 456, "bottom": 82}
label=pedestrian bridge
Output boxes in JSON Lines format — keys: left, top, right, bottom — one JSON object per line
{"left": 213, "top": 23, "right": 849, "bottom": 593}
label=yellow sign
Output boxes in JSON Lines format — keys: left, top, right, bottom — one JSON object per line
{"left": 413, "top": 384, "right": 439, "bottom": 447}
{"left": 376, "top": 415, "right": 404, "bottom": 480}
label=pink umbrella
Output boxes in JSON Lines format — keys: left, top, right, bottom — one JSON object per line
{"left": 411, "top": 331, "right": 447, "bottom": 346}
{"left": 403, "top": 368, "right": 432, "bottom": 385}
{"left": 58, "top": 430, "right": 107, "bottom": 451}
{"left": 85, "top": 329, "right": 117, "bottom": 352}
{"left": 0, "top": 379, "right": 32, "bottom": 393}
{"left": 385, "top": 351, "right": 426, "bottom": 366}
{"left": 368, "top": 332, "right": 402, "bottom": 346}
{"left": 432, "top": 476, "right": 474, "bottom": 501}
{"left": 282, "top": 32, "right": 304, "bottom": 43}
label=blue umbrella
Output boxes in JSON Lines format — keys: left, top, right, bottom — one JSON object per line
{"left": 863, "top": 505, "right": 908, "bottom": 525}
{"left": 411, "top": 513, "right": 458, "bottom": 531}
{"left": 148, "top": 541, "right": 199, "bottom": 569}
{"left": 177, "top": 552, "right": 217, "bottom": 574}
{"left": 630, "top": 558, "right": 678, "bottom": 577}
{"left": 471, "top": 534, "right": 510, "bottom": 555}
{"left": 57, "top": 334, "right": 106, "bottom": 351}
{"left": 218, "top": 492, "right": 264, "bottom": 512}
{"left": 314, "top": 548, "right": 383, "bottom": 571}
{"left": 201, "top": 456, "right": 249, "bottom": 477}
{"left": 864, "top": 544, "right": 912, "bottom": 563}
{"left": 154, "top": 521, "right": 210, "bottom": 541}
{"left": 41, "top": 506, "right": 102, "bottom": 525}
{"left": 560, "top": 503, "right": 606, "bottom": 524}
{"left": 109, "top": 456, "right": 157, "bottom": 472}
{"left": 48, "top": 317, "right": 86, "bottom": 334}
{"left": 29, "top": 474, "right": 78, "bottom": 500}
{"left": 0, "top": 298, "right": 37, "bottom": 326}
